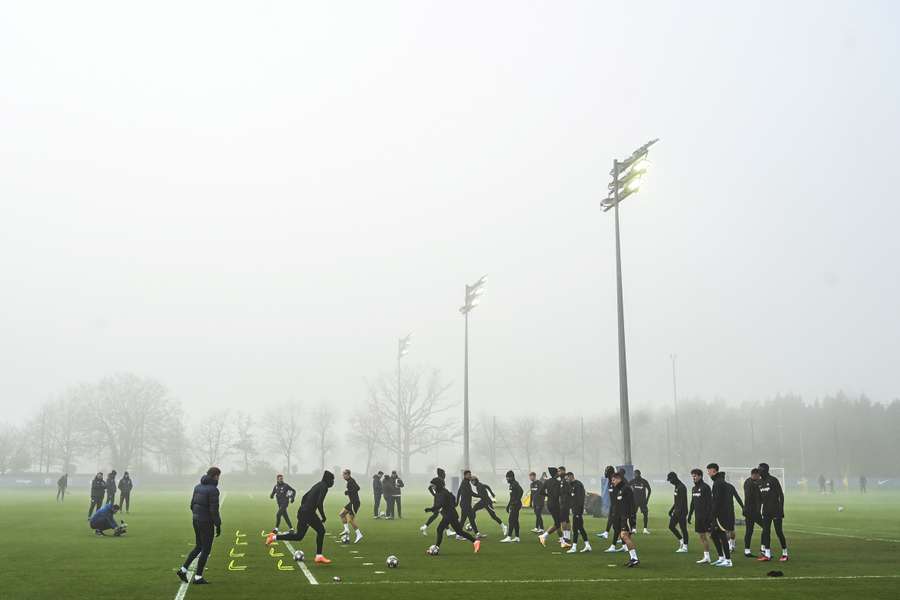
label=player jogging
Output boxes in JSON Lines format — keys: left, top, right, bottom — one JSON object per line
{"left": 472, "top": 476, "right": 506, "bottom": 537}
{"left": 338, "top": 469, "right": 363, "bottom": 543}
{"left": 425, "top": 477, "right": 481, "bottom": 554}
{"left": 267, "top": 470, "right": 335, "bottom": 564}
{"left": 610, "top": 470, "right": 639, "bottom": 567}
{"left": 687, "top": 468, "right": 713, "bottom": 564}
{"left": 176, "top": 467, "right": 222, "bottom": 585}
{"left": 270, "top": 474, "right": 296, "bottom": 531}
{"left": 501, "top": 470, "right": 522, "bottom": 543}
{"left": 757, "top": 462, "right": 788, "bottom": 562}
{"left": 456, "top": 470, "right": 479, "bottom": 538}
{"left": 421, "top": 467, "right": 447, "bottom": 535}
{"left": 666, "top": 471, "right": 689, "bottom": 552}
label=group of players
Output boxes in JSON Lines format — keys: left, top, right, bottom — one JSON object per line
{"left": 170, "top": 461, "right": 788, "bottom": 585}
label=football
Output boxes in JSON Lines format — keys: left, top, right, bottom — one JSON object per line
{"left": 293, "top": 550, "right": 305, "bottom": 562}
{"left": 837, "top": 506, "right": 845, "bottom": 512}
{"left": 427, "top": 545, "right": 440, "bottom": 556}
{"left": 340, "top": 532, "right": 351, "bottom": 544}
{"left": 386, "top": 555, "right": 399, "bottom": 568}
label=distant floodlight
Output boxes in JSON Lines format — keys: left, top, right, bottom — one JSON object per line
{"left": 626, "top": 178, "right": 642, "bottom": 192}
{"left": 631, "top": 159, "right": 650, "bottom": 173}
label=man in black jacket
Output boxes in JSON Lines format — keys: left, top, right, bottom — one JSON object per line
{"left": 425, "top": 477, "right": 481, "bottom": 553}
{"left": 538, "top": 467, "right": 562, "bottom": 547}
{"left": 383, "top": 474, "right": 396, "bottom": 519}
{"left": 630, "top": 469, "right": 652, "bottom": 534}
{"left": 176, "top": 467, "right": 222, "bottom": 585}
{"left": 707, "top": 463, "right": 734, "bottom": 567}
{"left": 338, "top": 469, "right": 363, "bottom": 543}
{"left": 88, "top": 473, "right": 106, "bottom": 516}
{"left": 421, "top": 467, "right": 447, "bottom": 535}
{"left": 501, "top": 470, "right": 523, "bottom": 543}
{"left": 757, "top": 462, "right": 788, "bottom": 562}
{"left": 528, "top": 472, "right": 545, "bottom": 532}
{"left": 390, "top": 471, "right": 404, "bottom": 519}
{"left": 565, "top": 471, "right": 591, "bottom": 553}
{"left": 105, "top": 470, "right": 117, "bottom": 506}
{"left": 270, "top": 474, "right": 296, "bottom": 531}
{"left": 372, "top": 471, "right": 384, "bottom": 518}
{"left": 742, "top": 468, "right": 762, "bottom": 557}
{"left": 267, "top": 470, "right": 335, "bottom": 564}
{"left": 57, "top": 473, "right": 68, "bottom": 503}
{"left": 456, "top": 470, "right": 479, "bottom": 536}
{"left": 610, "top": 470, "right": 639, "bottom": 567}
{"left": 118, "top": 472, "right": 134, "bottom": 513}
{"left": 666, "top": 472, "right": 689, "bottom": 552}
{"left": 688, "top": 468, "right": 713, "bottom": 564}
{"left": 472, "top": 476, "right": 506, "bottom": 536}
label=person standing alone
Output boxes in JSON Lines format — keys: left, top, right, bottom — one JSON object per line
{"left": 57, "top": 473, "right": 68, "bottom": 503}
{"left": 372, "top": 471, "right": 384, "bottom": 518}
{"left": 270, "top": 474, "right": 296, "bottom": 531}
{"left": 118, "top": 472, "right": 134, "bottom": 513}
{"left": 176, "top": 467, "right": 222, "bottom": 585}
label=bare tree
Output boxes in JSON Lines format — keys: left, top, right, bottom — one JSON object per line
{"left": 348, "top": 404, "right": 380, "bottom": 475}
{"left": 311, "top": 406, "right": 336, "bottom": 471}
{"left": 0, "top": 423, "right": 30, "bottom": 475}
{"left": 474, "top": 414, "right": 503, "bottom": 475}
{"left": 512, "top": 416, "right": 539, "bottom": 473}
{"left": 232, "top": 412, "right": 257, "bottom": 475}
{"left": 544, "top": 417, "right": 580, "bottom": 466}
{"left": 49, "top": 392, "right": 91, "bottom": 472}
{"left": 266, "top": 401, "right": 301, "bottom": 475}
{"left": 194, "top": 412, "right": 231, "bottom": 468}
{"left": 27, "top": 403, "right": 54, "bottom": 473}
{"left": 367, "top": 366, "right": 458, "bottom": 474}
{"left": 159, "top": 417, "right": 191, "bottom": 475}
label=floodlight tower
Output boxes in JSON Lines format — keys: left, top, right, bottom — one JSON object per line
{"left": 459, "top": 275, "right": 487, "bottom": 471}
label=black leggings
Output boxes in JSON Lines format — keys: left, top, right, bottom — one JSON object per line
{"left": 460, "top": 505, "right": 478, "bottom": 533}
{"left": 669, "top": 513, "right": 689, "bottom": 543}
{"left": 473, "top": 500, "right": 503, "bottom": 525}
{"left": 572, "top": 511, "right": 588, "bottom": 543}
{"left": 278, "top": 511, "right": 326, "bottom": 555}
{"left": 373, "top": 492, "right": 381, "bottom": 516}
{"left": 184, "top": 520, "right": 215, "bottom": 576}
{"left": 744, "top": 516, "right": 759, "bottom": 549}
{"left": 534, "top": 505, "right": 544, "bottom": 529}
{"left": 637, "top": 502, "right": 649, "bottom": 528}
{"left": 275, "top": 505, "right": 293, "bottom": 530}
{"left": 508, "top": 505, "right": 521, "bottom": 537}
{"left": 120, "top": 492, "right": 131, "bottom": 512}
{"left": 760, "top": 516, "right": 787, "bottom": 550}
{"left": 437, "top": 512, "right": 475, "bottom": 546}
{"left": 88, "top": 497, "right": 103, "bottom": 516}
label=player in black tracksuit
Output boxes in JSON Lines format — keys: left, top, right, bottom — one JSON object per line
{"left": 176, "top": 467, "right": 222, "bottom": 585}
{"left": 270, "top": 474, "right": 296, "bottom": 531}
{"left": 666, "top": 471, "right": 689, "bottom": 551}
{"left": 372, "top": 471, "right": 384, "bottom": 517}
{"left": 708, "top": 464, "right": 734, "bottom": 566}
{"left": 472, "top": 476, "right": 506, "bottom": 536}
{"left": 268, "top": 470, "right": 335, "bottom": 563}
{"left": 88, "top": 473, "right": 106, "bottom": 516}
{"left": 528, "top": 472, "right": 545, "bottom": 532}
{"left": 456, "top": 471, "right": 479, "bottom": 536}
{"left": 538, "top": 467, "right": 563, "bottom": 546}
{"left": 742, "top": 468, "right": 762, "bottom": 557}
{"left": 503, "top": 471, "right": 523, "bottom": 542}
{"left": 105, "top": 471, "right": 117, "bottom": 506}
{"left": 566, "top": 472, "right": 591, "bottom": 552}
{"left": 757, "top": 462, "right": 788, "bottom": 561}
{"left": 339, "top": 469, "right": 363, "bottom": 543}
{"left": 688, "top": 468, "right": 713, "bottom": 564}
{"left": 118, "top": 472, "right": 133, "bottom": 513}
{"left": 600, "top": 465, "right": 617, "bottom": 540}
{"left": 421, "top": 468, "right": 447, "bottom": 534}
{"left": 426, "top": 477, "right": 481, "bottom": 553}
{"left": 630, "top": 470, "right": 652, "bottom": 532}
{"left": 610, "top": 470, "right": 639, "bottom": 567}
{"left": 556, "top": 467, "right": 573, "bottom": 547}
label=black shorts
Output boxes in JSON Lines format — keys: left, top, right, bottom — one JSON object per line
{"left": 344, "top": 500, "right": 361, "bottom": 515}
{"left": 548, "top": 505, "right": 561, "bottom": 527}
{"left": 714, "top": 517, "right": 735, "bottom": 532}
{"left": 694, "top": 519, "right": 711, "bottom": 533}
{"left": 614, "top": 516, "right": 632, "bottom": 533}
{"left": 558, "top": 505, "right": 571, "bottom": 523}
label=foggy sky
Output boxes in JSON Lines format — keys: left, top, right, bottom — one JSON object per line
{"left": 2, "top": 0, "right": 899, "bottom": 426}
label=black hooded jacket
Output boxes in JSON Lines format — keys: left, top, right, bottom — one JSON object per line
{"left": 300, "top": 471, "right": 334, "bottom": 517}
{"left": 474, "top": 480, "right": 495, "bottom": 504}
{"left": 667, "top": 475, "right": 688, "bottom": 517}
{"left": 105, "top": 473, "right": 117, "bottom": 495}
{"left": 529, "top": 478, "right": 545, "bottom": 508}
{"left": 609, "top": 480, "right": 635, "bottom": 521}
{"left": 270, "top": 481, "right": 296, "bottom": 507}
{"left": 90, "top": 476, "right": 106, "bottom": 500}
{"left": 758, "top": 472, "right": 785, "bottom": 519}
{"left": 569, "top": 479, "right": 586, "bottom": 512}
{"left": 710, "top": 472, "right": 736, "bottom": 523}
{"left": 742, "top": 477, "right": 760, "bottom": 518}
{"left": 373, "top": 474, "right": 383, "bottom": 494}
{"left": 456, "top": 478, "right": 476, "bottom": 508}
{"left": 190, "top": 475, "right": 221, "bottom": 526}
{"left": 630, "top": 475, "right": 651, "bottom": 505}
{"left": 544, "top": 468, "right": 561, "bottom": 508}
{"left": 507, "top": 478, "right": 523, "bottom": 510}
{"left": 428, "top": 468, "right": 447, "bottom": 497}
{"left": 345, "top": 476, "right": 361, "bottom": 504}
{"left": 688, "top": 479, "right": 712, "bottom": 524}
{"left": 118, "top": 476, "right": 133, "bottom": 494}
{"left": 428, "top": 481, "right": 457, "bottom": 517}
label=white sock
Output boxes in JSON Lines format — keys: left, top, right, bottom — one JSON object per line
{"left": 744, "top": 548, "right": 751, "bottom": 555}
{"left": 704, "top": 551, "right": 710, "bottom": 560}
{"left": 629, "top": 549, "right": 638, "bottom": 560}
{"left": 193, "top": 575, "right": 203, "bottom": 581}
{"left": 782, "top": 548, "right": 788, "bottom": 556}
{"left": 343, "top": 523, "right": 349, "bottom": 533}
{"left": 765, "top": 548, "right": 771, "bottom": 558}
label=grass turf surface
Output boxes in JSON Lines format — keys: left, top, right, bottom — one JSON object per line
{"left": 0, "top": 487, "right": 897, "bottom": 599}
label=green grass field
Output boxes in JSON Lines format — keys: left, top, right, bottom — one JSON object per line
{"left": 1, "top": 487, "right": 897, "bottom": 599}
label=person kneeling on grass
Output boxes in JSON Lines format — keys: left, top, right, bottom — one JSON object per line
{"left": 267, "top": 471, "right": 335, "bottom": 564}
{"left": 89, "top": 503, "right": 124, "bottom": 536}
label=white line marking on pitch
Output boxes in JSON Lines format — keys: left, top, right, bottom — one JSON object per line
{"left": 785, "top": 527, "right": 900, "bottom": 544}
{"left": 342, "top": 574, "right": 900, "bottom": 586}
{"left": 175, "top": 493, "right": 227, "bottom": 600}
{"left": 281, "top": 541, "right": 319, "bottom": 585}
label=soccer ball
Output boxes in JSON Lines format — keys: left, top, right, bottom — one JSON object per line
{"left": 837, "top": 506, "right": 845, "bottom": 512}
{"left": 332, "top": 576, "right": 342, "bottom": 583}
{"left": 293, "top": 550, "right": 305, "bottom": 562}
{"left": 386, "top": 555, "right": 399, "bottom": 568}
{"left": 426, "top": 545, "right": 440, "bottom": 556}
{"left": 340, "top": 532, "right": 351, "bottom": 544}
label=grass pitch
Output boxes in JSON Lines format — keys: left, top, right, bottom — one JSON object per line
{"left": 0, "top": 486, "right": 897, "bottom": 599}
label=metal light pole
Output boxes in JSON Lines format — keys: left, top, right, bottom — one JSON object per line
{"left": 459, "top": 275, "right": 487, "bottom": 471}
{"left": 397, "top": 334, "right": 411, "bottom": 470}
{"left": 670, "top": 353, "right": 681, "bottom": 466}
{"left": 602, "top": 139, "right": 659, "bottom": 471}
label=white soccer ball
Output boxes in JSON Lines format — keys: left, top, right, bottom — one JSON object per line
{"left": 386, "top": 555, "right": 399, "bottom": 568}
{"left": 837, "top": 506, "right": 845, "bottom": 512}
{"left": 340, "top": 532, "right": 351, "bottom": 544}
{"left": 293, "top": 550, "right": 305, "bottom": 562}
{"left": 427, "top": 545, "right": 440, "bottom": 556}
